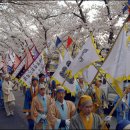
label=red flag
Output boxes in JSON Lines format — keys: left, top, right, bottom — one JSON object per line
{"left": 25, "top": 48, "right": 34, "bottom": 69}
{"left": 66, "top": 36, "right": 73, "bottom": 48}
{"left": 13, "top": 54, "right": 21, "bottom": 70}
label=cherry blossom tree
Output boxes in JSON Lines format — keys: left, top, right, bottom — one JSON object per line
{"left": 0, "top": 0, "right": 128, "bottom": 60}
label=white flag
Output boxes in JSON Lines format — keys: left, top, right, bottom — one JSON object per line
{"left": 5, "top": 49, "right": 15, "bottom": 67}
{"left": 21, "top": 53, "right": 45, "bottom": 86}
{"left": 83, "top": 65, "right": 98, "bottom": 84}
{"left": 59, "top": 53, "right": 63, "bottom": 64}
{"left": 69, "top": 37, "right": 100, "bottom": 75}
{"left": 53, "top": 51, "right": 75, "bottom": 92}
{"left": 101, "top": 26, "right": 129, "bottom": 79}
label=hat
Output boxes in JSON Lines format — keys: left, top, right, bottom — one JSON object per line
{"left": 32, "top": 77, "right": 38, "bottom": 82}
{"left": 78, "top": 95, "right": 93, "bottom": 108}
{"left": 116, "top": 120, "right": 130, "bottom": 130}
{"left": 56, "top": 86, "right": 65, "bottom": 93}
{"left": 39, "top": 73, "right": 45, "bottom": 79}
{"left": 39, "top": 83, "right": 46, "bottom": 89}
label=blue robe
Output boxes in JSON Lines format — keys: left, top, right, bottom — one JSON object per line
{"left": 114, "top": 95, "right": 130, "bottom": 123}
{"left": 23, "top": 86, "right": 38, "bottom": 114}
{"left": 23, "top": 86, "right": 38, "bottom": 130}
{"left": 55, "top": 100, "right": 69, "bottom": 130}
{"left": 23, "top": 89, "right": 32, "bottom": 112}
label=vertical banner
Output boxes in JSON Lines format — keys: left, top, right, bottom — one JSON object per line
{"left": 20, "top": 53, "right": 45, "bottom": 87}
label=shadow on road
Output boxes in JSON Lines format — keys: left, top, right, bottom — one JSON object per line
{"left": 0, "top": 91, "right": 28, "bottom": 129}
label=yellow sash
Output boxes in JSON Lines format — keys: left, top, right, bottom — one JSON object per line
{"left": 95, "top": 86, "right": 101, "bottom": 98}
{"left": 94, "top": 86, "right": 102, "bottom": 104}
{"left": 80, "top": 112, "right": 93, "bottom": 130}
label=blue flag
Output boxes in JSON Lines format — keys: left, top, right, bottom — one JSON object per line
{"left": 55, "top": 37, "right": 62, "bottom": 47}
{"left": 7, "top": 65, "right": 13, "bottom": 74}
{"left": 122, "top": 0, "right": 130, "bottom": 14}
{"left": 122, "top": 5, "right": 128, "bottom": 14}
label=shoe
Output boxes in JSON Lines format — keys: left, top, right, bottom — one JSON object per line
{"left": 10, "top": 112, "right": 14, "bottom": 116}
{"left": 6, "top": 113, "right": 11, "bottom": 117}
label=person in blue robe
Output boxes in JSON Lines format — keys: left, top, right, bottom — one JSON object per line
{"left": 23, "top": 77, "right": 39, "bottom": 130}
{"left": 116, "top": 119, "right": 130, "bottom": 130}
{"left": 114, "top": 84, "right": 130, "bottom": 123}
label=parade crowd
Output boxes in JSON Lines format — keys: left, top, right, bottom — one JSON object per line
{"left": 0, "top": 70, "right": 130, "bottom": 130}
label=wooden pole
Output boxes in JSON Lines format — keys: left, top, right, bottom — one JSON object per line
{"left": 101, "top": 85, "right": 130, "bottom": 129}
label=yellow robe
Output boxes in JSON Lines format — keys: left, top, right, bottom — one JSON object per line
{"left": 80, "top": 112, "right": 93, "bottom": 130}
{"left": 31, "top": 94, "right": 54, "bottom": 129}
{"left": 47, "top": 100, "right": 76, "bottom": 129}
{"left": 93, "top": 86, "right": 104, "bottom": 112}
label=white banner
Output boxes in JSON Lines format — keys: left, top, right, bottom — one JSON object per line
{"left": 69, "top": 37, "right": 100, "bottom": 75}
{"left": 21, "top": 53, "right": 44, "bottom": 86}
{"left": 53, "top": 52, "right": 75, "bottom": 92}
{"left": 101, "top": 27, "right": 128, "bottom": 78}
{"left": 83, "top": 65, "right": 98, "bottom": 84}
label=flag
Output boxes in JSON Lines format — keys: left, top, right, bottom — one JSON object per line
{"left": 13, "top": 54, "right": 21, "bottom": 71}
{"left": 20, "top": 52, "right": 45, "bottom": 87}
{"left": 12, "top": 57, "right": 26, "bottom": 78}
{"left": 122, "top": 0, "right": 130, "bottom": 14}
{"left": 59, "top": 53, "right": 63, "bottom": 64}
{"left": 52, "top": 51, "right": 75, "bottom": 92}
{"left": 44, "top": 47, "right": 49, "bottom": 55}
{"left": 66, "top": 36, "right": 73, "bottom": 48}
{"left": 25, "top": 48, "right": 34, "bottom": 69}
{"left": 56, "top": 36, "right": 62, "bottom": 47}
{"left": 123, "top": 5, "right": 128, "bottom": 14}
{"left": 69, "top": 37, "right": 100, "bottom": 75}
{"left": 7, "top": 65, "right": 14, "bottom": 74}
{"left": 101, "top": 25, "right": 130, "bottom": 97}
{"left": 16, "top": 65, "right": 26, "bottom": 79}
{"left": 83, "top": 65, "right": 98, "bottom": 84}
{"left": 30, "top": 45, "right": 39, "bottom": 60}
{"left": 5, "top": 49, "right": 14, "bottom": 67}
{"left": 101, "top": 27, "right": 127, "bottom": 80}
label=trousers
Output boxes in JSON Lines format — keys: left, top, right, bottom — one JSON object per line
{"left": 4, "top": 101, "right": 15, "bottom": 115}
{"left": 28, "top": 119, "right": 34, "bottom": 130}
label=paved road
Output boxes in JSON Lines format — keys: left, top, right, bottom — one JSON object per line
{"left": 0, "top": 90, "right": 28, "bottom": 129}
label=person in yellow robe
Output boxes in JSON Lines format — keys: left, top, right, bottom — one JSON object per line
{"left": 31, "top": 83, "right": 53, "bottom": 130}
{"left": 70, "top": 95, "right": 111, "bottom": 130}
{"left": 47, "top": 86, "right": 76, "bottom": 129}
{"left": 87, "top": 79, "right": 107, "bottom": 118}
{"left": 69, "top": 95, "right": 102, "bottom": 129}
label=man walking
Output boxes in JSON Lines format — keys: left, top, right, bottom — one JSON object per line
{"left": 2, "top": 74, "right": 15, "bottom": 116}
{"left": 48, "top": 86, "right": 76, "bottom": 129}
